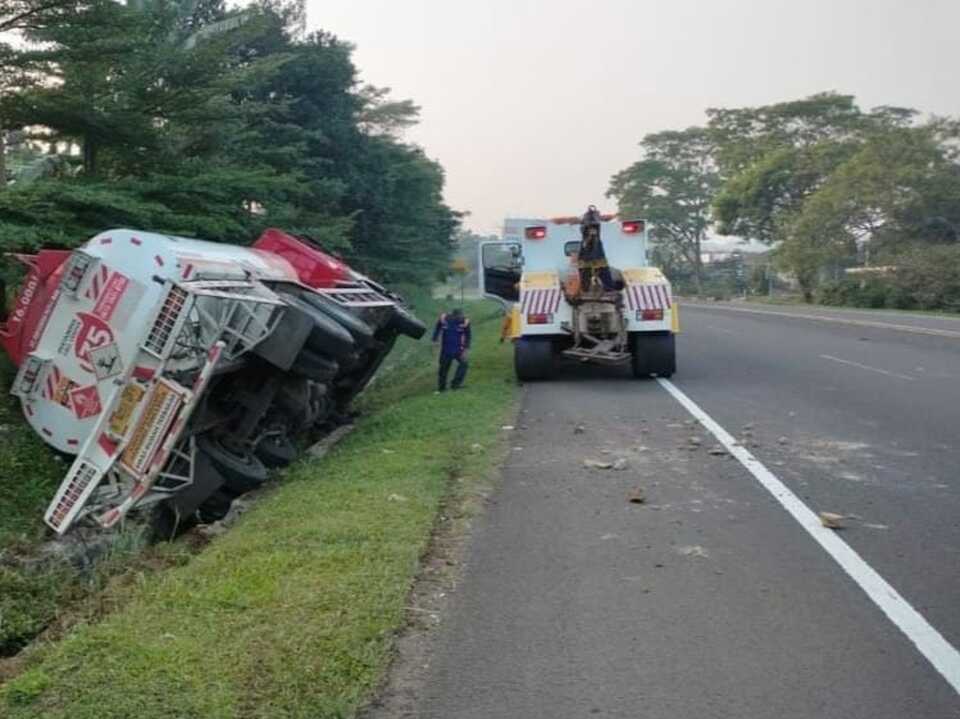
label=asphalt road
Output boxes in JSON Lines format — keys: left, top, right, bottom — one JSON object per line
{"left": 410, "top": 303, "right": 960, "bottom": 718}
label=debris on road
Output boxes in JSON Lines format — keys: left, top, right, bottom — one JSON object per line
{"left": 676, "top": 545, "right": 709, "bottom": 558}
{"left": 627, "top": 487, "right": 647, "bottom": 504}
{"left": 584, "top": 458, "right": 614, "bottom": 469}
{"left": 612, "top": 458, "right": 629, "bottom": 471}
{"left": 819, "top": 511, "right": 847, "bottom": 529}
{"left": 708, "top": 445, "right": 728, "bottom": 456}
{"left": 778, "top": 436, "right": 790, "bottom": 445}
{"left": 574, "top": 424, "right": 586, "bottom": 434}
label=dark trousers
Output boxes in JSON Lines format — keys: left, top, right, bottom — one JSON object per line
{"left": 438, "top": 352, "right": 468, "bottom": 390}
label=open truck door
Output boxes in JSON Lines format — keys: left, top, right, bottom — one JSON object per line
{"left": 479, "top": 241, "right": 521, "bottom": 304}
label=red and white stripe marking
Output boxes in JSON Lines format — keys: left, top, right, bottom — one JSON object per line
{"left": 521, "top": 288, "right": 562, "bottom": 316}
{"left": 84, "top": 264, "right": 112, "bottom": 301}
{"left": 626, "top": 283, "right": 672, "bottom": 312}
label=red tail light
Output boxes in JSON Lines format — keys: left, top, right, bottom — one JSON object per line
{"left": 527, "top": 313, "right": 553, "bottom": 325}
{"left": 621, "top": 220, "right": 645, "bottom": 235}
{"left": 525, "top": 226, "right": 547, "bottom": 240}
{"left": 638, "top": 309, "right": 663, "bottom": 321}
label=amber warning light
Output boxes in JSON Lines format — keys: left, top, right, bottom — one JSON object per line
{"left": 621, "top": 220, "right": 645, "bottom": 235}
{"left": 525, "top": 226, "right": 547, "bottom": 240}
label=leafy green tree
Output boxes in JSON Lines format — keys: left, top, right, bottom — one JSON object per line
{"left": 706, "top": 92, "right": 864, "bottom": 179}
{"left": 607, "top": 127, "right": 719, "bottom": 293}
{"left": 0, "top": 0, "right": 459, "bottom": 285}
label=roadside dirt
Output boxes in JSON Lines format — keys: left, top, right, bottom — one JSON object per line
{"left": 360, "top": 409, "right": 517, "bottom": 718}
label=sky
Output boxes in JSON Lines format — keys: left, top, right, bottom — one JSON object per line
{"left": 306, "top": 0, "right": 960, "bottom": 236}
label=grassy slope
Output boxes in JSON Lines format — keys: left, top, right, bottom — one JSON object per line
{"left": 3, "top": 299, "right": 516, "bottom": 719}
{"left": 0, "top": 357, "right": 65, "bottom": 546}
{"left": 0, "top": 358, "right": 80, "bottom": 653}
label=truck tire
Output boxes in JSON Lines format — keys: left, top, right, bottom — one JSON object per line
{"left": 298, "top": 292, "right": 376, "bottom": 349}
{"left": 280, "top": 293, "right": 356, "bottom": 361}
{"left": 514, "top": 338, "right": 553, "bottom": 381}
{"left": 255, "top": 434, "right": 297, "bottom": 468}
{"left": 197, "top": 489, "right": 233, "bottom": 523}
{"left": 630, "top": 332, "right": 676, "bottom": 379}
{"left": 290, "top": 348, "right": 339, "bottom": 381}
{"left": 386, "top": 305, "right": 427, "bottom": 340}
{"left": 149, "top": 502, "right": 182, "bottom": 541}
{"left": 197, "top": 434, "right": 268, "bottom": 494}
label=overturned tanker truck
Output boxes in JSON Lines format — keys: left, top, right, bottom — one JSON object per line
{"left": 1, "top": 228, "right": 426, "bottom": 536}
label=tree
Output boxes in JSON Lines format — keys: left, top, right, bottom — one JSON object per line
{"left": 0, "top": 0, "right": 460, "bottom": 285}
{"left": 706, "top": 92, "right": 864, "bottom": 179}
{"left": 607, "top": 127, "right": 719, "bottom": 293}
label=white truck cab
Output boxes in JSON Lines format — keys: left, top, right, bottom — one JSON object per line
{"left": 480, "top": 213, "right": 677, "bottom": 380}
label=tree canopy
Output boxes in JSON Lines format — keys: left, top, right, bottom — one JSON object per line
{"left": 0, "top": 0, "right": 459, "bottom": 285}
{"left": 609, "top": 91, "right": 960, "bottom": 306}
{"left": 607, "top": 127, "right": 719, "bottom": 292}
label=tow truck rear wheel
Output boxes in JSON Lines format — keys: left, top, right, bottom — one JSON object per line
{"left": 514, "top": 337, "right": 553, "bottom": 381}
{"left": 630, "top": 332, "right": 676, "bottom": 379}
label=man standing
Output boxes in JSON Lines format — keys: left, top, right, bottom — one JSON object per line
{"left": 433, "top": 308, "right": 471, "bottom": 392}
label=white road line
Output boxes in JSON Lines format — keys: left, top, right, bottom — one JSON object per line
{"left": 683, "top": 303, "right": 960, "bottom": 339}
{"left": 819, "top": 354, "right": 917, "bottom": 381}
{"left": 657, "top": 378, "right": 960, "bottom": 696}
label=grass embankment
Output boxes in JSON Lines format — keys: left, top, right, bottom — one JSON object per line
{"left": 0, "top": 357, "right": 79, "bottom": 654}
{"left": 744, "top": 295, "right": 960, "bottom": 317}
{"left": 2, "top": 297, "right": 517, "bottom": 718}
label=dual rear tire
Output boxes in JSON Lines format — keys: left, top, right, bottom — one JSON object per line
{"left": 630, "top": 332, "right": 675, "bottom": 379}
{"left": 514, "top": 338, "right": 554, "bottom": 381}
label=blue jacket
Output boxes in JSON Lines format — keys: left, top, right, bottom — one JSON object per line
{"left": 433, "top": 313, "right": 471, "bottom": 356}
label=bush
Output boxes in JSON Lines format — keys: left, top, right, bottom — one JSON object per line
{"left": 815, "top": 245, "right": 960, "bottom": 312}
{"left": 891, "top": 245, "right": 960, "bottom": 311}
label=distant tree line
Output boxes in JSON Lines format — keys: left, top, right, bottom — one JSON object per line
{"left": 0, "top": 0, "right": 459, "bottom": 286}
{"left": 608, "top": 93, "right": 960, "bottom": 310}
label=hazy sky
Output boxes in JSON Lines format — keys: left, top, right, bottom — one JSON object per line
{"left": 306, "top": 1, "right": 960, "bottom": 234}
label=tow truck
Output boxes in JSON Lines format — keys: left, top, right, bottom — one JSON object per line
{"left": 1, "top": 228, "right": 425, "bottom": 535}
{"left": 480, "top": 209, "right": 677, "bottom": 380}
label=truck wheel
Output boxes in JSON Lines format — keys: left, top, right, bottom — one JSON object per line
{"left": 149, "top": 502, "right": 182, "bottom": 541}
{"left": 514, "top": 338, "right": 553, "bottom": 381}
{"left": 280, "top": 293, "right": 356, "bottom": 361}
{"left": 290, "top": 348, "right": 339, "bottom": 381}
{"left": 297, "top": 292, "right": 375, "bottom": 349}
{"left": 197, "top": 489, "right": 233, "bottom": 523}
{"left": 255, "top": 434, "right": 297, "bottom": 468}
{"left": 631, "top": 332, "right": 676, "bottom": 379}
{"left": 386, "top": 305, "right": 427, "bottom": 340}
{"left": 197, "top": 434, "right": 268, "bottom": 494}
